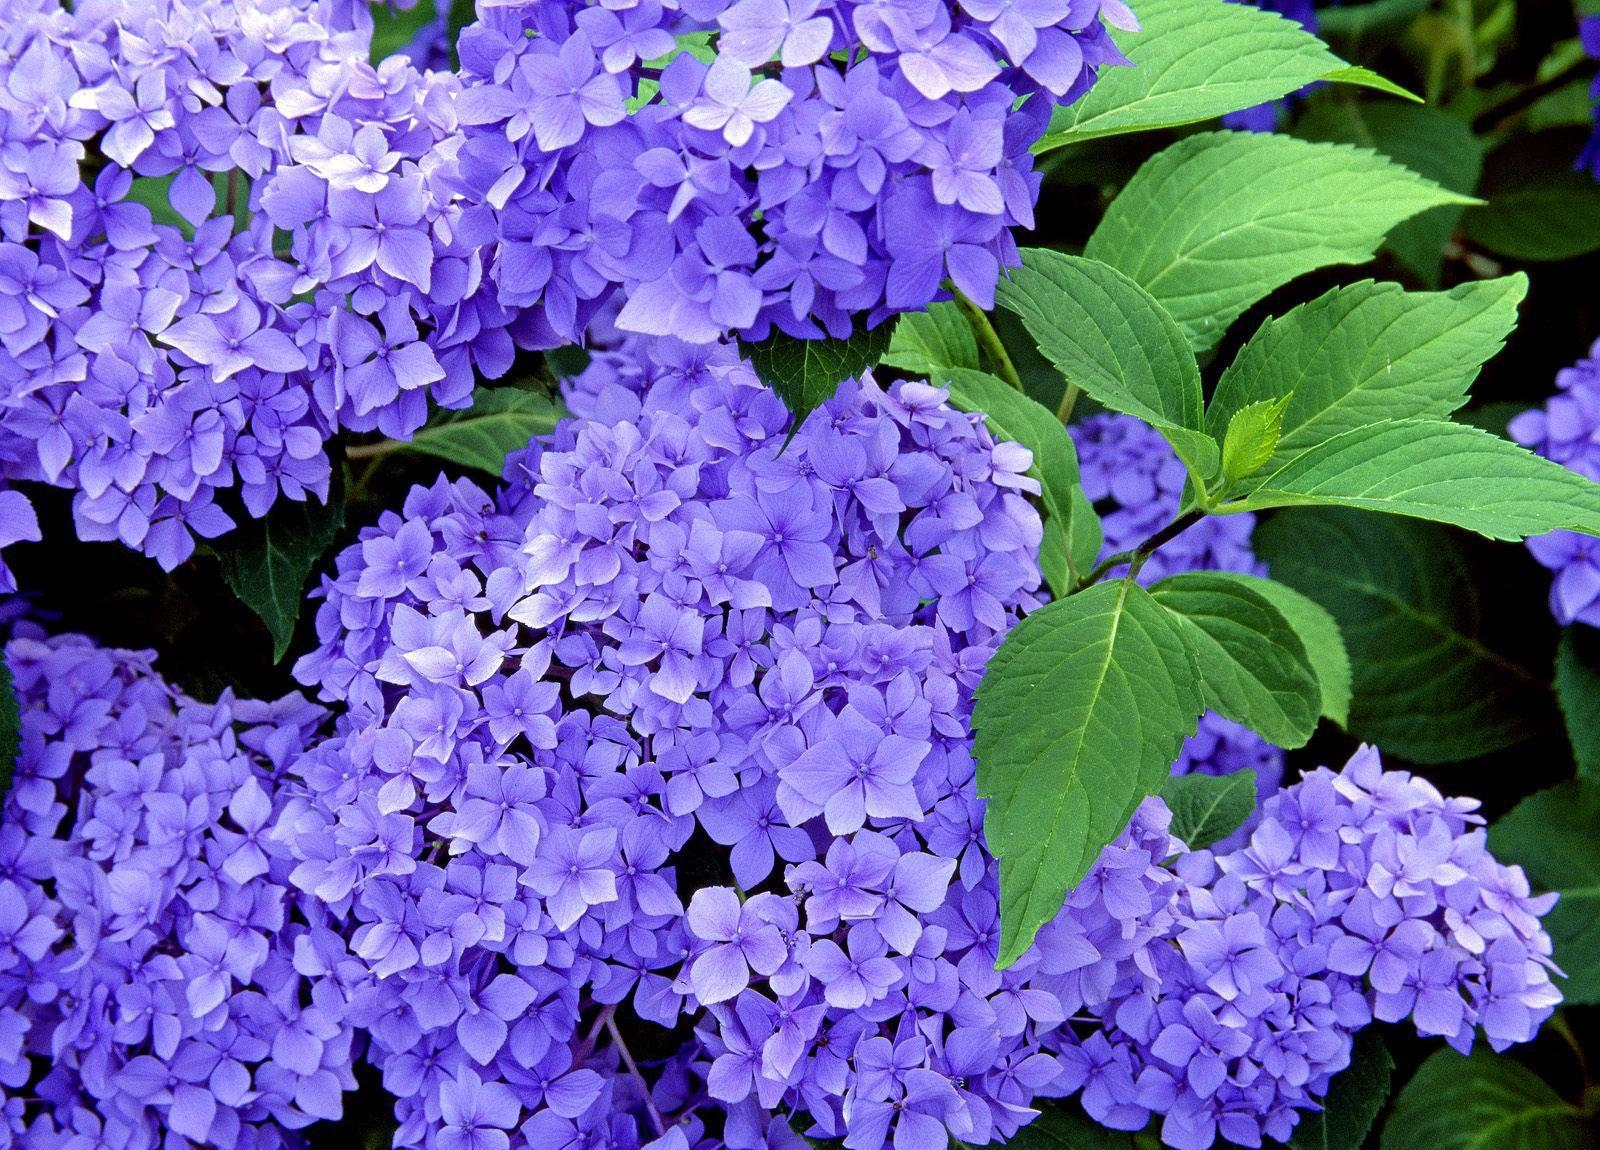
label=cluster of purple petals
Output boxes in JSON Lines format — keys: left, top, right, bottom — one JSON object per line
{"left": 0, "top": 627, "right": 364, "bottom": 1149}
{"left": 1038, "top": 746, "right": 1561, "bottom": 1150}
{"left": 1070, "top": 412, "right": 1281, "bottom": 842}
{"left": 1510, "top": 337, "right": 1600, "bottom": 627}
{"left": 1581, "top": 15, "right": 1600, "bottom": 180}
{"left": 446, "top": 0, "right": 1136, "bottom": 350}
{"left": 278, "top": 340, "right": 1560, "bottom": 1150}
{"left": 0, "top": 0, "right": 472, "bottom": 575}
{"left": 1219, "top": 0, "right": 1316, "bottom": 133}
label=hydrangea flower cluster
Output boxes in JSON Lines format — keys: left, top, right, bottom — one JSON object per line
{"left": 0, "top": 627, "right": 363, "bottom": 1149}
{"left": 1510, "top": 336, "right": 1600, "bottom": 627}
{"left": 1580, "top": 14, "right": 1600, "bottom": 180}
{"left": 0, "top": 0, "right": 474, "bottom": 574}
{"left": 1071, "top": 412, "right": 1281, "bottom": 839}
{"left": 274, "top": 338, "right": 1560, "bottom": 1150}
{"left": 447, "top": 0, "right": 1135, "bottom": 350}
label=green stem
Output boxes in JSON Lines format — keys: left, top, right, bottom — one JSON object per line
{"left": 1080, "top": 508, "right": 1206, "bottom": 588}
{"left": 606, "top": 1014, "right": 666, "bottom": 1137}
{"left": 952, "top": 289, "right": 1025, "bottom": 394}
{"left": 1055, "top": 383, "right": 1080, "bottom": 425}
{"left": 1471, "top": 57, "right": 1593, "bottom": 133}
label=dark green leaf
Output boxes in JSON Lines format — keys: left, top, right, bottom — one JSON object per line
{"left": 882, "top": 302, "right": 979, "bottom": 376}
{"left": 1289, "top": 1029, "right": 1393, "bottom": 1150}
{"left": 994, "top": 250, "right": 1218, "bottom": 484}
{"left": 742, "top": 320, "right": 898, "bottom": 432}
{"left": 1256, "top": 509, "right": 1548, "bottom": 763}
{"left": 1556, "top": 628, "right": 1600, "bottom": 782}
{"left": 1006, "top": 1103, "right": 1135, "bottom": 1150}
{"left": 214, "top": 491, "right": 345, "bottom": 663}
{"left": 1151, "top": 571, "right": 1321, "bottom": 748}
{"left": 1229, "top": 419, "right": 1600, "bottom": 540}
{"left": 1382, "top": 1047, "right": 1594, "bottom": 1150}
{"left": 974, "top": 580, "right": 1204, "bottom": 966}
{"left": 1295, "top": 100, "right": 1484, "bottom": 286}
{"left": 1162, "top": 769, "right": 1258, "bottom": 849}
{"left": 1206, "top": 278, "right": 1526, "bottom": 471}
{"left": 0, "top": 659, "right": 19, "bottom": 803}
{"left": 1463, "top": 130, "right": 1600, "bottom": 262}
{"left": 392, "top": 388, "right": 564, "bottom": 474}
{"left": 368, "top": 0, "right": 439, "bottom": 63}
{"left": 941, "top": 367, "right": 1100, "bottom": 594}
{"left": 1085, "top": 132, "right": 1475, "bottom": 353}
{"left": 1038, "top": 0, "right": 1414, "bottom": 149}
{"left": 1491, "top": 782, "right": 1600, "bottom": 1005}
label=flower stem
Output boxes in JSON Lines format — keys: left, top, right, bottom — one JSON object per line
{"left": 1055, "top": 382, "right": 1080, "bottom": 424}
{"left": 953, "top": 290, "right": 1024, "bottom": 394}
{"left": 1079, "top": 508, "right": 1206, "bottom": 588}
{"left": 607, "top": 1013, "right": 667, "bottom": 1137}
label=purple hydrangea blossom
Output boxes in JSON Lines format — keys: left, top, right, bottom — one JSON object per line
{"left": 272, "top": 338, "right": 1560, "bottom": 1150}
{"left": 0, "top": 627, "right": 363, "bottom": 1149}
{"left": 1510, "top": 337, "right": 1600, "bottom": 626}
{"left": 1581, "top": 15, "right": 1600, "bottom": 180}
{"left": 446, "top": 0, "right": 1137, "bottom": 352}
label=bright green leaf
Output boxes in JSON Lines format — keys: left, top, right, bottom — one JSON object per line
{"left": 1243, "top": 577, "right": 1352, "bottom": 727}
{"left": 1221, "top": 394, "right": 1293, "bottom": 486}
{"left": 881, "top": 302, "right": 978, "bottom": 376}
{"left": 1289, "top": 1029, "right": 1393, "bottom": 1150}
{"left": 1206, "top": 277, "right": 1526, "bottom": 468}
{"left": 1228, "top": 419, "right": 1600, "bottom": 540}
{"left": 940, "top": 367, "right": 1100, "bottom": 594}
{"left": 1556, "top": 629, "right": 1600, "bottom": 782}
{"left": 389, "top": 388, "right": 564, "bottom": 474}
{"left": 1162, "top": 769, "right": 1258, "bottom": 849}
{"left": 1038, "top": 0, "right": 1414, "bottom": 149}
{"left": 994, "top": 250, "right": 1218, "bottom": 484}
{"left": 214, "top": 491, "right": 345, "bottom": 663}
{"left": 742, "top": 320, "right": 897, "bottom": 432}
{"left": 974, "top": 580, "right": 1204, "bottom": 966}
{"left": 1152, "top": 571, "right": 1321, "bottom": 748}
{"left": 1492, "top": 782, "right": 1600, "bottom": 1005}
{"left": 1295, "top": 100, "right": 1484, "bottom": 286}
{"left": 1256, "top": 509, "right": 1548, "bottom": 763}
{"left": 1382, "top": 1046, "right": 1595, "bottom": 1150}
{"left": 1085, "top": 132, "right": 1476, "bottom": 352}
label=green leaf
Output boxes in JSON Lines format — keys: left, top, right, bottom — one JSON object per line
{"left": 1317, "top": 0, "right": 1429, "bottom": 47}
{"left": 1256, "top": 509, "right": 1547, "bottom": 763}
{"left": 1085, "top": 132, "right": 1476, "bottom": 353}
{"left": 1382, "top": 1047, "right": 1595, "bottom": 1150}
{"left": 391, "top": 388, "right": 564, "bottom": 474}
{"left": 1491, "top": 782, "right": 1600, "bottom": 1005}
{"left": 1161, "top": 769, "right": 1258, "bottom": 849}
{"left": 214, "top": 491, "right": 345, "bottom": 663}
{"left": 940, "top": 367, "right": 1100, "bottom": 594}
{"left": 742, "top": 319, "right": 897, "bottom": 431}
{"left": 0, "top": 659, "right": 19, "bottom": 804}
{"left": 1006, "top": 1103, "right": 1135, "bottom": 1150}
{"left": 1038, "top": 0, "right": 1414, "bottom": 150}
{"left": 1205, "top": 277, "right": 1527, "bottom": 470}
{"left": 1220, "top": 394, "right": 1292, "bottom": 486}
{"left": 1289, "top": 1029, "right": 1393, "bottom": 1150}
{"left": 1151, "top": 571, "right": 1321, "bottom": 748}
{"left": 974, "top": 580, "right": 1204, "bottom": 966}
{"left": 881, "top": 302, "right": 978, "bottom": 376}
{"left": 994, "top": 250, "right": 1218, "bottom": 484}
{"left": 1556, "top": 628, "right": 1600, "bottom": 782}
{"left": 1295, "top": 99, "right": 1484, "bottom": 286}
{"left": 1463, "top": 129, "right": 1600, "bottom": 262}
{"left": 369, "top": 0, "right": 438, "bottom": 63}
{"left": 1227, "top": 419, "right": 1600, "bottom": 540}
{"left": 1243, "top": 577, "right": 1352, "bottom": 727}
